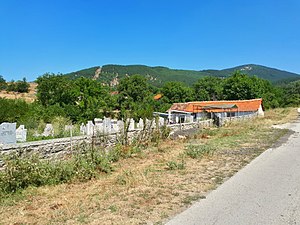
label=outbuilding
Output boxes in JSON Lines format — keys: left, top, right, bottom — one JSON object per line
{"left": 167, "top": 98, "right": 264, "bottom": 124}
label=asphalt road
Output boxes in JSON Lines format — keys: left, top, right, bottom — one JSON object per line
{"left": 166, "top": 118, "right": 300, "bottom": 225}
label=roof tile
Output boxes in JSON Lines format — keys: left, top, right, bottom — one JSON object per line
{"left": 168, "top": 99, "right": 263, "bottom": 113}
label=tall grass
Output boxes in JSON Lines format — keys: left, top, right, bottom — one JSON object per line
{"left": 0, "top": 146, "right": 114, "bottom": 197}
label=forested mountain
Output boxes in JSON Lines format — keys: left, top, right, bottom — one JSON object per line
{"left": 204, "top": 64, "right": 300, "bottom": 82}
{"left": 64, "top": 64, "right": 300, "bottom": 87}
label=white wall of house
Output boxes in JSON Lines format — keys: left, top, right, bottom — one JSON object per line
{"left": 237, "top": 111, "right": 257, "bottom": 116}
{"left": 170, "top": 108, "right": 263, "bottom": 124}
{"left": 258, "top": 105, "right": 264, "bottom": 117}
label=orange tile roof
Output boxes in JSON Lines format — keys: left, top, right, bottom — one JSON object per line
{"left": 168, "top": 99, "right": 263, "bottom": 113}
{"left": 154, "top": 93, "right": 163, "bottom": 100}
{"left": 110, "top": 91, "right": 119, "bottom": 95}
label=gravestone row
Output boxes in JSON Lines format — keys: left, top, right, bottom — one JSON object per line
{"left": 0, "top": 117, "right": 166, "bottom": 145}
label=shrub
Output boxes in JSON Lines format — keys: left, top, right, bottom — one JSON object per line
{"left": 0, "top": 146, "right": 114, "bottom": 195}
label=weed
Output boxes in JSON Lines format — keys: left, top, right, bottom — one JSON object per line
{"left": 0, "top": 146, "right": 114, "bottom": 196}
{"left": 185, "top": 144, "right": 215, "bottom": 159}
{"left": 116, "top": 170, "right": 134, "bottom": 186}
{"left": 108, "top": 205, "right": 118, "bottom": 213}
{"left": 77, "top": 214, "right": 88, "bottom": 223}
{"left": 166, "top": 160, "right": 185, "bottom": 170}
{"left": 181, "top": 194, "right": 203, "bottom": 205}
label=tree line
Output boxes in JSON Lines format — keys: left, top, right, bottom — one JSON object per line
{"left": 0, "top": 76, "right": 30, "bottom": 93}
{"left": 0, "top": 71, "right": 299, "bottom": 127}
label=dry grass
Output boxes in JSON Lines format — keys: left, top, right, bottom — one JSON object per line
{"left": 0, "top": 108, "right": 297, "bottom": 225}
{"left": 0, "top": 83, "right": 37, "bottom": 103}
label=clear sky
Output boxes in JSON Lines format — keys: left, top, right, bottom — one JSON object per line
{"left": 1, "top": 0, "right": 299, "bottom": 81}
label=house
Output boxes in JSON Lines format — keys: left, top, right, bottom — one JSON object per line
{"left": 167, "top": 98, "right": 264, "bottom": 124}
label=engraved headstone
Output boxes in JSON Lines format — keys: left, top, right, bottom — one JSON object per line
{"left": 138, "top": 118, "right": 144, "bottom": 129}
{"left": 0, "top": 122, "right": 16, "bottom": 144}
{"left": 111, "top": 119, "right": 118, "bottom": 133}
{"left": 87, "top": 121, "right": 94, "bottom": 136}
{"left": 16, "top": 125, "right": 27, "bottom": 142}
{"left": 94, "top": 118, "right": 104, "bottom": 134}
{"left": 159, "top": 117, "right": 165, "bottom": 126}
{"left": 117, "top": 120, "right": 124, "bottom": 133}
{"left": 103, "top": 117, "right": 112, "bottom": 134}
{"left": 145, "top": 119, "right": 152, "bottom": 128}
{"left": 42, "top": 124, "right": 54, "bottom": 137}
{"left": 128, "top": 118, "right": 135, "bottom": 131}
{"left": 94, "top": 118, "right": 102, "bottom": 125}
{"left": 80, "top": 123, "right": 87, "bottom": 135}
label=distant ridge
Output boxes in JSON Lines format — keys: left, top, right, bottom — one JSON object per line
{"left": 64, "top": 64, "right": 300, "bottom": 87}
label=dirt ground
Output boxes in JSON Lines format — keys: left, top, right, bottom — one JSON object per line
{"left": 0, "top": 83, "right": 37, "bottom": 103}
{"left": 0, "top": 108, "right": 297, "bottom": 225}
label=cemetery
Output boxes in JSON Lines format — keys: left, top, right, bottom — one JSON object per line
{"left": 0, "top": 96, "right": 264, "bottom": 166}
{"left": 0, "top": 116, "right": 215, "bottom": 166}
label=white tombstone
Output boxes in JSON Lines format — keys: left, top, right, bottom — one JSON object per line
{"left": 111, "top": 119, "right": 118, "bottom": 133}
{"left": 128, "top": 118, "right": 135, "bottom": 131}
{"left": 80, "top": 123, "right": 87, "bottom": 135}
{"left": 87, "top": 121, "right": 95, "bottom": 136}
{"left": 94, "top": 118, "right": 102, "bottom": 125}
{"left": 16, "top": 125, "right": 27, "bottom": 142}
{"left": 145, "top": 119, "right": 152, "bottom": 128}
{"left": 158, "top": 117, "right": 165, "bottom": 126}
{"left": 103, "top": 117, "right": 112, "bottom": 134}
{"left": 117, "top": 120, "right": 125, "bottom": 133}
{"left": 94, "top": 118, "right": 104, "bottom": 134}
{"left": 0, "top": 122, "right": 16, "bottom": 144}
{"left": 42, "top": 124, "right": 54, "bottom": 137}
{"left": 138, "top": 118, "right": 144, "bottom": 129}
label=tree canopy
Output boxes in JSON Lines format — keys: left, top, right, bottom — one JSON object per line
{"left": 161, "top": 81, "right": 193, "bottom": 104}
{"left": 194, "top": 76, "right": 223, "bottom": 101}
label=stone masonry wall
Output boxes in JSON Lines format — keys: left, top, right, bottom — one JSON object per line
{"left": 0, "top": 120, "right": 213, "bottom": 166}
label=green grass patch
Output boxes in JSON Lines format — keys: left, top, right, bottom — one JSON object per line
{"left": 185, "top": 144, "right": 216, "bottom": 159}
{"left": 166, "top": 160, "right": 186, "bottom": 170}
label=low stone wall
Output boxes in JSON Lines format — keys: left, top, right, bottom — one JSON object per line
{"left": 0, "top": 130, "right": 142, "bottom": 166}
{"left": 220, "top": 113, "right": 258, "bottom": 126}
{"left": 0, "top": 136, "right": 90, "bottom": 166}
{"left": 0, "top": 120, "right": 213, "bottom": 166}
{"left": 168, "top": 119, "right": 214, "bottom": 133}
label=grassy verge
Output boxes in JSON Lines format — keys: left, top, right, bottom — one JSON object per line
{"left": 0, "top": 108, "right": 297, "bottom": 225}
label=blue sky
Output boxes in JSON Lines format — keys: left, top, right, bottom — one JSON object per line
{"left": 0, "top": 0, "right": 299, "bottom": 81}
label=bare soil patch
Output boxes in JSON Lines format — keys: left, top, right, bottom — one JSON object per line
{"left": 0, "top": 83, "right": 37, "bottom": 102}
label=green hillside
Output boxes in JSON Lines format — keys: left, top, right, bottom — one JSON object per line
{"left": 205, "top": 64, "right": 300, "bottom": 82}
{"left": 64, "top": 66, "right": 100, "bottom": 79}
{"left": 64, "top": 64, "right": 300, "bottom": 87}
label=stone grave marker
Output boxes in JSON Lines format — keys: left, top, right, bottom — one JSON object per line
{"left": 16, "top": 125, "right": 27, "bottom": 142}
{"left": 111, "top": 119, "right": 118, "bottom": 133}
{"left": 80, "top": 123, "right": 87, "bottom": 135}
{"left": 0, "top": 122, "right": 16, "bottom": 144}
{"left": 87, "top": 121, "right": 94, "bottom": 136}
{"left": 138, "top": 118, "right": 144, "bottom": 129}
{"left": 42, "top": 124, "right": 54, "bottom": 137}
{"left": 159, "top": 117, "right": 165, "bottom": 126}
{"left": 117, "top": 120, "right": 124, "bottom": 133}
{"left": 103, "top": 117, "right": 112, "bottom": 134}
{"left": 128, "top": 118, "right": 135, "bottom": 131}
